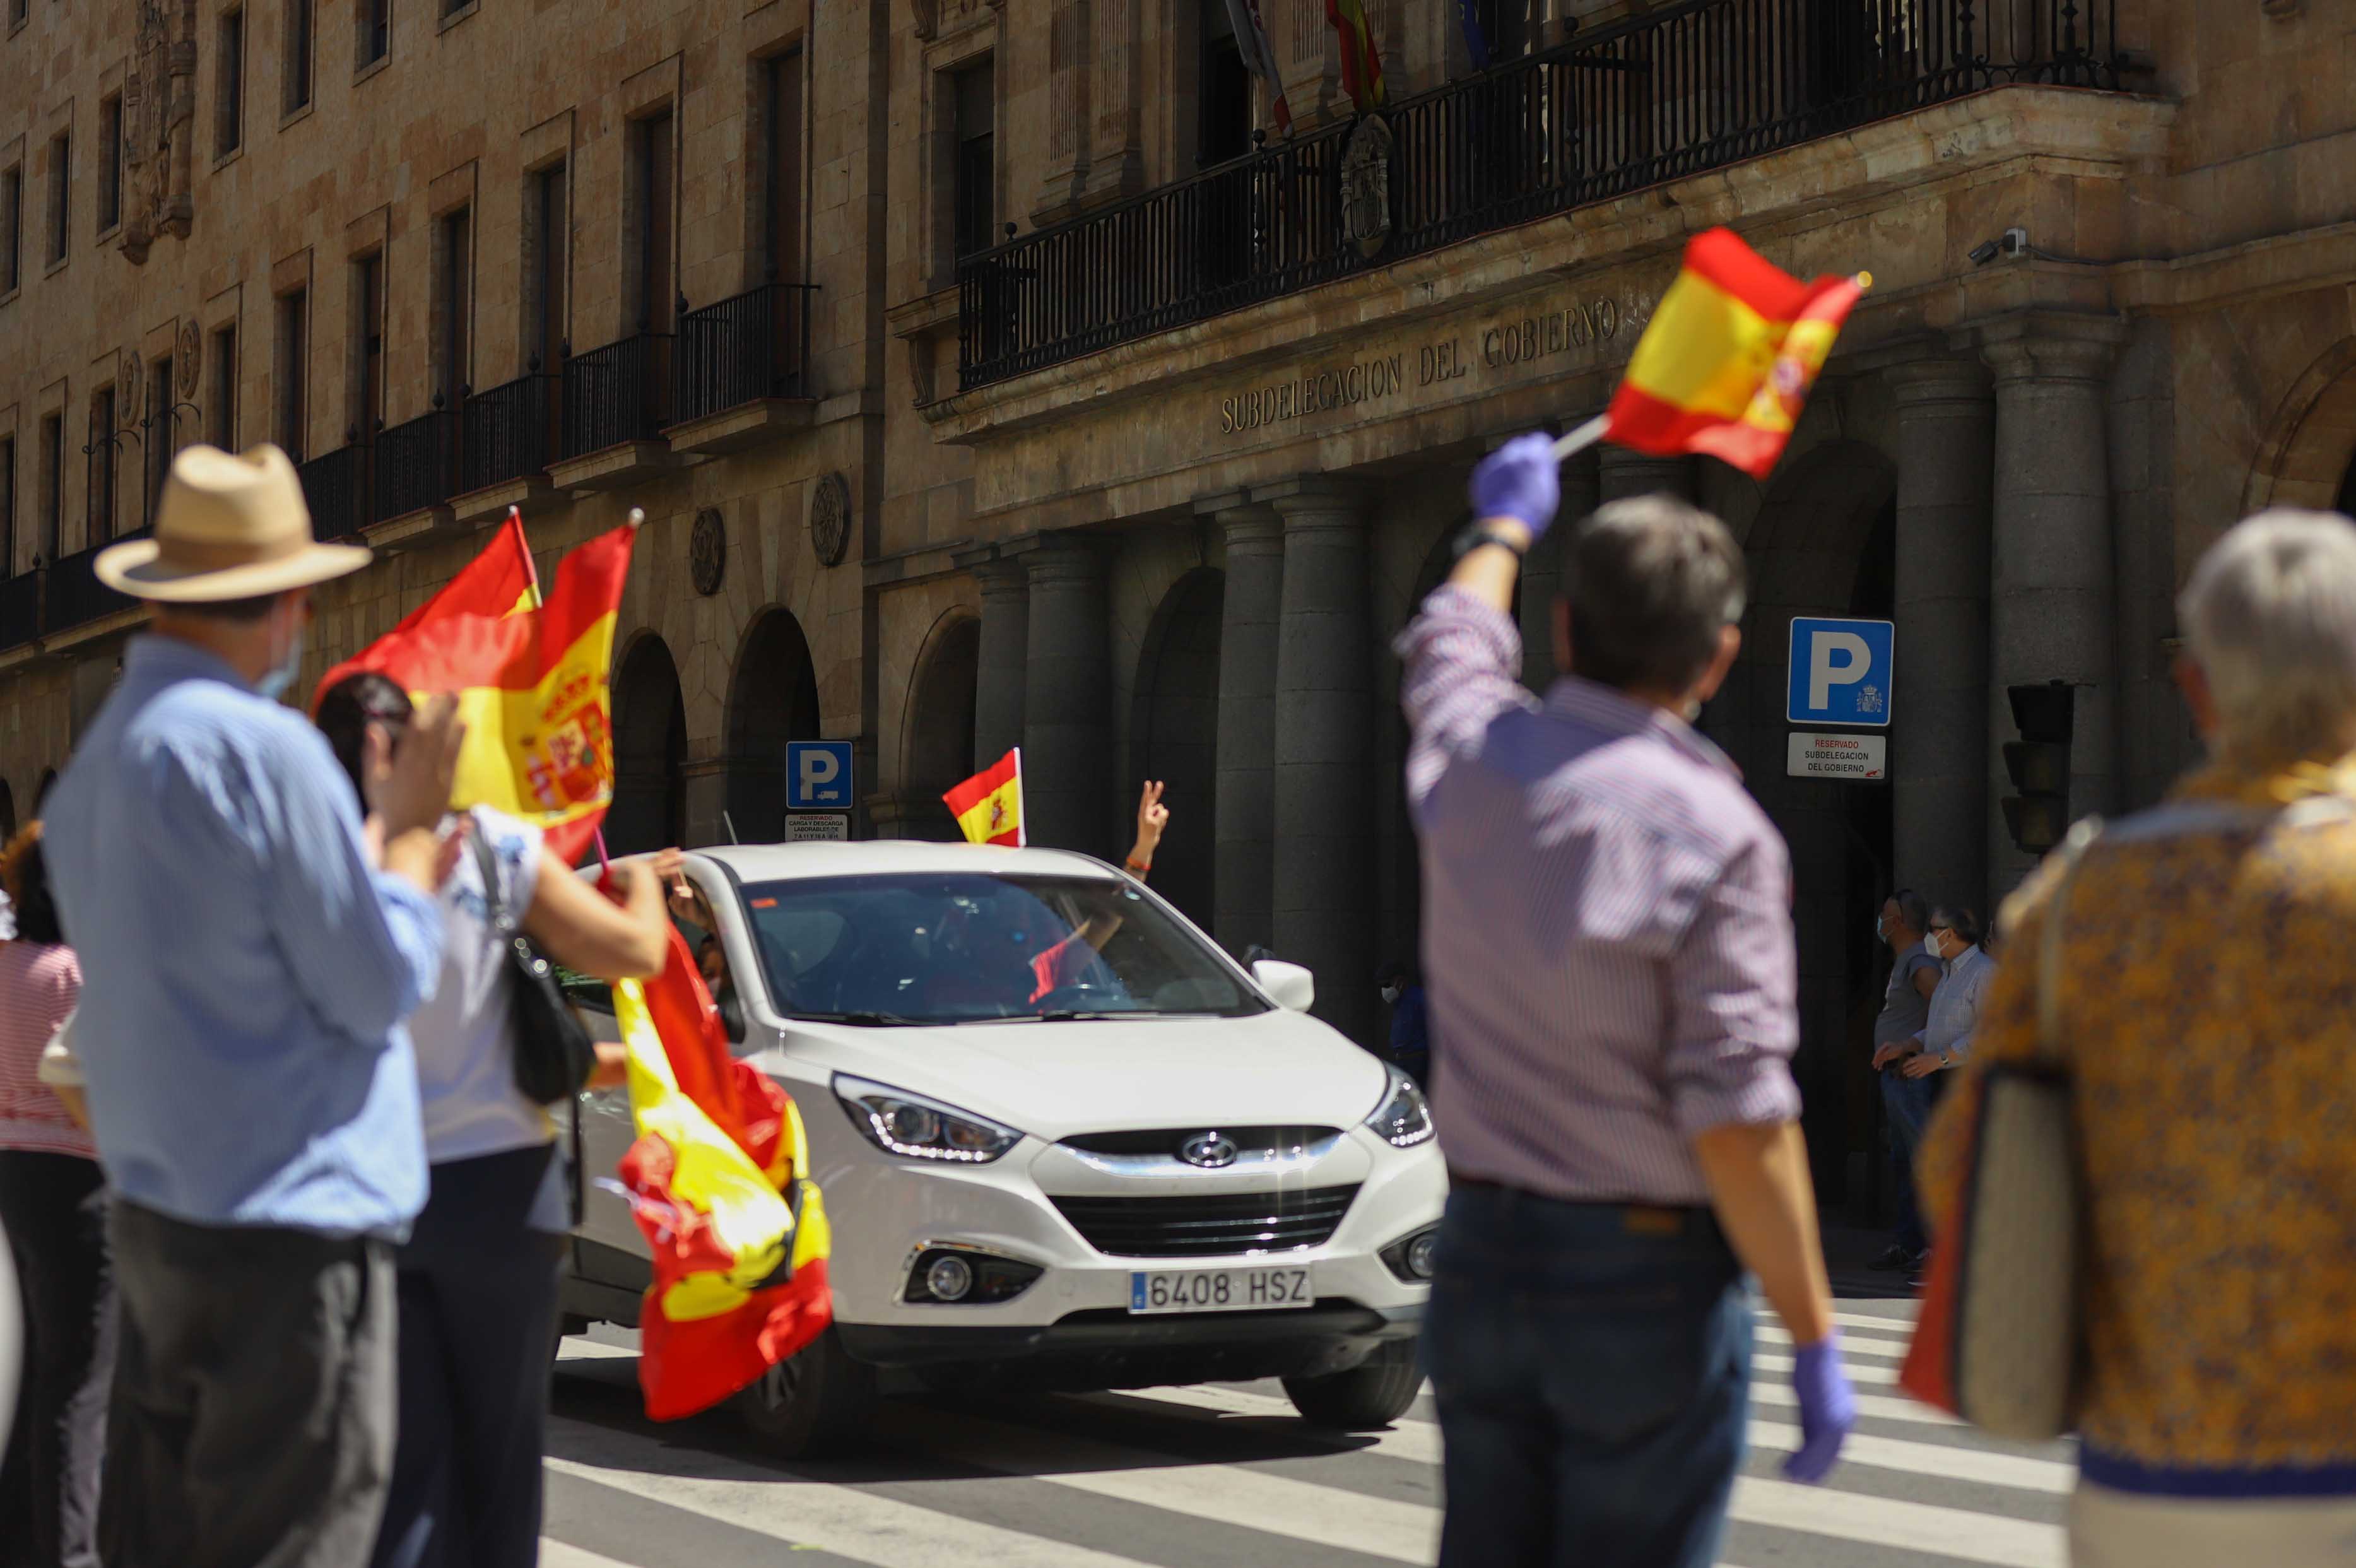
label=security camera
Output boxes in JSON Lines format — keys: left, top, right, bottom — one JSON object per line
{"left": 1968, "top": 239, "right": 2001, "bottom": 266}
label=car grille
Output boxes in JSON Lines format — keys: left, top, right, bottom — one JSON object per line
{"left": 1049, "top": 1184, "right": 1360, "bottom": 1259}
{"left": 1059, "top": 1126, "right": 1342, "bottom": 1160}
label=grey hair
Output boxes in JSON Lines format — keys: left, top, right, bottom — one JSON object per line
{"left": 1929, "top": 905, "right": 1983, "bottom": 948}
{"left": 1887, "top": 888, "right": 1929, "bottom": 936}
{"left": 1560, "top": 495, "right": 1747, "bottom": 695}
{"left": 2178, "top": 509, "right": 2356, "bottom": 758}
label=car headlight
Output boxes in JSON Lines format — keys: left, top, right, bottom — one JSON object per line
{"left": 834, "top": 1075, "right": 1024, "bottom": 1164}
{"left": 1365, "top": 1064, "right": 1436, "bottom": 1148}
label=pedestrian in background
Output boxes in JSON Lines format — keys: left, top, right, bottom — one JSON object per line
{"left": 1901, "top": 907, "right": 1991, "bottom": 1081}
{"left": 43, "top": 444, "right": 466, "bottom": 1568}
{"left": 1399, "top": 433, "right": 1852, "bottom": 1568}
{"left": 1923, "top": 509, "right": 2356, "bottom": 1565}
{"left": 1377, "top": 959, "right": 1429, "bottom": 1086}
{"left": 1867, "top": 890, "right": 1941, "bottom": 1273}
{"left": 0, "top": 823, "right": 102, "bottom": 1568}
{"left": 317, "top": 672, "right": 673, "bottom": 1568}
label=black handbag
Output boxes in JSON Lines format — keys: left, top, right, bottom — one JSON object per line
{"left": 468, "top": 824, "right": 596, "bottom": 1106}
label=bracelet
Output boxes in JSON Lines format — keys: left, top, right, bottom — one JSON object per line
{"left": 1124, "top": 856, "right": 1151, "bottom": 876}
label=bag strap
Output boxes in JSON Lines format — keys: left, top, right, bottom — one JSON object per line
{"left": 464, "top": 814, "right": 515, "bottom": 937}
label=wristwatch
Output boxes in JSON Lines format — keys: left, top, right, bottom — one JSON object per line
{"left": 1451, "top": 520, "right": 1529, "bottom": 561}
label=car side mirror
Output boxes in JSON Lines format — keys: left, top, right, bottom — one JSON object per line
{"left": 1251, "top": 958, "right": 1315, "bottom": 1013}
{"left": 717, "top": 987, "right": 746, "bottom": 1045}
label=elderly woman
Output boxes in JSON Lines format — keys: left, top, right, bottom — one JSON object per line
{"left": 1920, "top": 509, "right": 2356, "bottom": 1566}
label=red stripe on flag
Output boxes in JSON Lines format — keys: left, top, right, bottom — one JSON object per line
{"left": 942, "top": 748, "right": 1020, "bottom": 820}
{"left": 1678, "top": 227, "right": 1818, "bottom": 322}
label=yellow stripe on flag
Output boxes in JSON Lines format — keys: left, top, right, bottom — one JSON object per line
{"left": 953, "top": 778, "right": 1022, "bottom": 847}
{"left": 1619, "top": 270, "right": 1786, "bottom": 423}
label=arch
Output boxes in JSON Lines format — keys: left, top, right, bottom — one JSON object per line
{"left": 0, "top": 779, "right": 15, "bottom": 840}
{"left": 2244, "top": 338, "right": 2356, "bottom": 516}
{"left": 724, "top": 608, "right": 823, "bottom": 844}
{"left": 1129, "top": 568, "right": 1224, "bottom": 930}
{"left": 901, "top": 610, "right": 981, "bottom": 841}
{"left": 608, "top": 633, "right": 686, "bottom": 857}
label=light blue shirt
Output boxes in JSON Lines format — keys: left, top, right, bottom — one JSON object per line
{"left": 1923, "top": 943, "right": 1996, "bottom": 1064}
{"left": 44, "top": 635, "right": 445, "bottom": 1235}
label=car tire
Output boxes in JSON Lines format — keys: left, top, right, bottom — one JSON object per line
{"left": 736, "top": 1328, "right": 875, "bottom": 1458}
{"left": 1281, "top": 1338, "right": 1421, "bottom": 1430}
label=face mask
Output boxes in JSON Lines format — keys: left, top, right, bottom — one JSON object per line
{"left": 254, "top": 604, "right": 306, "bottom": 702}
{"left": 1380, "top": 984, "right": 1404, "bottom": 1005}
{"left": 1875, "top": 916, "right": 1888, "bottom": 941}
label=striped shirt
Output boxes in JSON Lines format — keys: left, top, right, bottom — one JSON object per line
{"left": 1397, "top": 586, "right": 1801, "bottom": 1206}
{"left": 0, "top": 940, "right": 89, "bottom": 1159}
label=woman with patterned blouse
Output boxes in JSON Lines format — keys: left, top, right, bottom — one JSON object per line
{"left": 1919, "top": 509, "right": 2356, "bottom": 1566}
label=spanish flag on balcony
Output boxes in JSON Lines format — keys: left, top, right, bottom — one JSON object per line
{"left": 1604, "top": 228, "right": 1869, "bottom": 480}
{"left": 943, "top": 748, "right": 1025, "bottom": 847}
{"left": 309, "top": 509, "right": 541, "bottom": 711}
{"left": 614, "top": 923, "right": 832, "bottom": 1421}
{"left": 1328, "top": 0, "right": 1387, "bottom": 112}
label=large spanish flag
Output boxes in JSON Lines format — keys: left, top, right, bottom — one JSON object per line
{"left": 309, "top": 510, "right": 541, "bottom": 710}
{"left": 1605, "top": 228, "right": 1868, "bottom": 480}
{"left": 1328, "top": 0, "right": 1386, "bottom": 111}
{"left": 340, "top": 522, "right": 635, "bottom": 863}
{"left": 943, "top": 748, "right": 1024, "bottom": 846}
{"left": 613, "top": 924, "right": 832, "bottom": 1421}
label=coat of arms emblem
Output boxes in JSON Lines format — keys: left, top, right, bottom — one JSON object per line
{"left": 1340, "top": 114, "right": 1394, "bottom": 261}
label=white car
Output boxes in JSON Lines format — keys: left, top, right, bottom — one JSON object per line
{"left": 559, "top": 840, "right": 1447, "bottom": 1455}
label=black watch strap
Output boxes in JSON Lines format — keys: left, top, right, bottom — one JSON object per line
{"left": 1452, "top": 521, "right": 1528, "bottom": 561}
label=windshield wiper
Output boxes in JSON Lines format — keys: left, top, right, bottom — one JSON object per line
{"left": 784, "top": 1010, "right": 927, "bottom": 1028}
{"left": 987, "top": 1008, "right": 1152, "bottom": 1023}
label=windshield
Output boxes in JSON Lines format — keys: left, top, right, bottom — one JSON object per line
{"left": 735, "top": 872, "right": 1268, "bottom": 1025}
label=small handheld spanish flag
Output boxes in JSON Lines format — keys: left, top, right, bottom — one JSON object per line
{"left": 1601, "top": 228, "right": 1869, "bottom": 480}
{"left": 943, "top": 748, "right": 1024, "bottom": 847}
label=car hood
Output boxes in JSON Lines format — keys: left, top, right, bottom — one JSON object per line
{"left": 758, "top": 1006, "right": 1393, "bottom": 1143}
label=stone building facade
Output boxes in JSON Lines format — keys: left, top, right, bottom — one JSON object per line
{"left": 6, "top": 0, "right": 2356, "bottom": 1198}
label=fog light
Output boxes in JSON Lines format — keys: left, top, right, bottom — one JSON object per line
{"left": 1381, "top": 1226, "right": 1441, "bottom": 1283}
{"left": 1405, "top": 1231, "right": 1437, "bottom": 1281}
{"left": 924, "top": 1254, "right": 975, "bottom": 1302}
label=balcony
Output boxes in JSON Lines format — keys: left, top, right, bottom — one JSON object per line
{"left": 669, "top": 281, "right": 821, "bottom": 454}
{"left": 45, "top": 533, "right": 146, "bottom": 639}
{"left": 454, "top": 368, "right": 561, "bottom": 522}
{"left": 0, "top": 571, "right": 40, "bottom": 653}
{"left": 374, "top": 404, "right": 459, "bottom": 527}
{"left": 297, "top": 443, "right": 368, "bottom": 542}
{"left": 551, "top": 333, "right": 679, "bottom": 493}
{"left": 954, "top": 0, "right": 2124, "bottom": 391}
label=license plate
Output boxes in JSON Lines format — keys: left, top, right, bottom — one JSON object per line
{"left": 1128, "top": 1266, "right": 1314, "bottom": 1315}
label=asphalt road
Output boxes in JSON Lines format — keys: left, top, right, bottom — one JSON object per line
{"left": 541, "top": 1296, "right": 2073, "bottom": 1568}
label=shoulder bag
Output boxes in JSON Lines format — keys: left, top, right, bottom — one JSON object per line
{"left": 468, "top": 823, "right": 597, "bottom": 1106}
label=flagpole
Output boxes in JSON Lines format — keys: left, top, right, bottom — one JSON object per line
{"left": 508, "top": 505, "right": 545, "bottom": 604}
{"left": 1552, "top": 414, "right": 1610, "bottom": 462}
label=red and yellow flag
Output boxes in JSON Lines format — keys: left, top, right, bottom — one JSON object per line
{"left": 943, "top": 748, "right": 1024, "bottom": 847}
{"left": 613, "top": 924, "right": 832, "bottom": 1421}
{"left": 310, "top": 510, "right": 541, "bottom": 710}
{"left": 1604, "top": 228, "right": 1868, "bottom": 480}
{"left": 1327, "top": 0, "right": 1387, "bottom": 111}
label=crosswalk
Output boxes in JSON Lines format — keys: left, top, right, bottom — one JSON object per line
{"left": 541, "top": 1300, "right": 2073, "bottom": 1568}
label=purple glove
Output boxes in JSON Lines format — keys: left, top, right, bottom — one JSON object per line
{"left": 1784, "top": 1331, "right": 1856, "bottom": 1483}
{"left": 1468, "top": 431, "right": 1562, "bottom": 538}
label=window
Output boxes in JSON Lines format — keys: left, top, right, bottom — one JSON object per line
{"left": 217, "top": 9, "right": 245, "bottom": 156}
{"left": 628, "top": 110, "right": 674, "bottom": 332}
{"left": 285, "top": 0, "right": 314, "bottom": 112}
{"left": 37, "top": 413, "right": 61, "bottom": 564}
{"left": 0, "top": 436, "right": 13, "bottom": 575}
{"left": 433, "top": 206, "right": 469, "bottom": 399}
{"left": 1198, "top": 2, "right": 1252, "bottom": 166}
{"left": 45, "top": 132, "right": 69, "bottom": 265}
{"left": 352, "top": 252, "right": 383, "bottom": 434}
{"left": 210, "top": 324, "right": 237, "bottom": 447}
{"left": 275, "top": 286, "right": 307, "bottom": 458}
{"left": 525, "top": 163, "right": 565, "bottom": 368}
{"left": 88, "top": 386, "right": 116, "bottom": 543}
{"left": 1, "top": 164, "right": 20, "bottom": 293}
{"left": 358, "top": 0, "right": 387, "bottom": 68}
{"left": 147, "top": 355, "right": 175, "bottom": 519}
{"left": 99, "top": 96, "right": 123, "bottom": 232}
{"left": 762, "top": 51, "right": 803, "bottom": 283}
{"left": 951, "top": 62, "right": 994, "bottom": 259}
{"left": 6, "top": 0, "right": 23, "bottom": 29}
{"left": 1470, "top": 0, "right": 1529, "bottom": 62}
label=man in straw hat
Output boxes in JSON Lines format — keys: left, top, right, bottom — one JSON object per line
{"left": 42, "top": 444, "right": 466, "bottom": 1568}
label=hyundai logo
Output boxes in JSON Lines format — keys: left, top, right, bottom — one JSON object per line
{"left": 1179, "top": 1131, "right": 1240, "bottom": 1169}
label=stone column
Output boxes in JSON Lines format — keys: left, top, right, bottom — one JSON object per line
{"left": 1022, "top": 539, "right": 1113, "bottom": 854}
{"left": 1518, "top": 448, "right": 1601, "bottom": 692}
{"left": 1259, "top": 477, "right": 1374, "bottom": 1043}
{"left": 1889, "top": 358, "right": 1995, "bottom": 913}
{"left": 1032, "top": 1, "right": 1092, "bottom": 222}
{"left": 963, "top": 551, "right": 1029, "bottom": 773}
{"left": 1982, "top": 315, "right": 2123, "bottom": 900}
{"left": 1598, "top": 447, "right": 1695, "bottom": 504}
{"left": 1203, "top": 495, "right": 1283, "bottom": 955}
{"left": 1087, "top": 0, "right": 1143, "bottom": 203}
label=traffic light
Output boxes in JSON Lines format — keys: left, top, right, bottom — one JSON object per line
{"left": 2002, "top": 681, "right": 2075, "bottom": 854}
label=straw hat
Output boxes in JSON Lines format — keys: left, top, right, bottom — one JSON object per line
{"left": 95, "top": 443, "right": 370, "bottom": 602}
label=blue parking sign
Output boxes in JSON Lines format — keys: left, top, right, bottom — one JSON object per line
{"left": 1786, "top": 617, "right": 1894, "bottom": 728}
{"left": 785, "top": 740, "right": 856, "bottom": 810}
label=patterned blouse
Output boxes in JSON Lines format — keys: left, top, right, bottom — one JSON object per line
{"left": 1917, "top": 752, "right": 2356, "bottom": 1498}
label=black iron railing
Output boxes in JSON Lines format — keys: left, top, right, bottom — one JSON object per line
{"left": 375, "top": 405, "right": 458, "bottom": 521}
{"left": 296, "top": 444, "right": 367, "bottom": 541}
{"left": 674, "top": 282, "right": 820, "bottom": 424}
{"left": 0, "top": 570, "right": 41, "bottom": 651}
{"left": 45, "top": 533, "right": 146, "bottom": 635}
{"left": 562, "top": 333, "right": 674, "bottom": 458}
{"left": 957, "top": 0, "right": 2121, "bottom": 389}
{"left": 459, "top": 370, "right": 560, "bottom": 493}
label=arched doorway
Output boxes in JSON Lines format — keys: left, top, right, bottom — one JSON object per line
{"left": 902, "top": 613, "right": 979, "bottom": 841}
{"left": 1130, "top": 569, "right": 1223, "bottom": 929}
{"left": 0, "top": 779, "right": 16, "bottom": 840}
{"left": 608, "top": 635, "right": 686, "bottom": 857}
{"left": 725, "top": 610, "right": 822, "bottom": 844}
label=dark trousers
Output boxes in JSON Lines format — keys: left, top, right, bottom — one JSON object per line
{"left": 370, "top": 1145, "right": 568, "bottom": 1568}
{"left": 1423, "top": 1183, "right": 1750, "bottom": 1568}
{"left": 1881, "top": 1068, "right": 1941, "bottom": 1253}
{"left": 102, "top": 1198, "right": 397, "bottom": 1568}
{"left": 0, "top": 1152, "right": 114, "bottom": 1568}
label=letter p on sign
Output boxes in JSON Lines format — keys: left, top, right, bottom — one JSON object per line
{"left": 785, "top": 740, "right": 856, "bottom": 810}
{"left": 1810, "top": 632, "right": 1871, "bottom": 710}
{"left": 1785, "top": 618, "right": 1894, "bottom": 728}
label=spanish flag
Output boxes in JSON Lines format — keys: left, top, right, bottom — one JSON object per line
{"left": 1328, "top": 0, "right": 1386, "bottom": 111}
{"left": 332, "top": 521, "right": 635, "bottom": 863}
{"left": 1604, "top": 228, "right": 1868, "bottom": 480}
{"left": 613, "top": 924, "right": 832, "bottom": 1420}
{"left": 943, "top": 748, "right": 1024, "bottom": 847}
{"left": 309, "top": 510, "right": 541, "bottom": 711}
